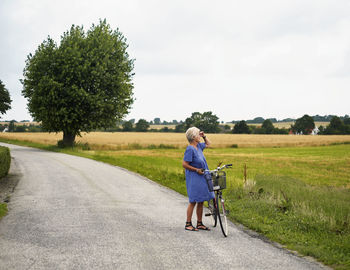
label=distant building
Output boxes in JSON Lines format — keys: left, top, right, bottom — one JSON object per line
{"left": 311, "top": 126, "right": 319, "bottom": 135}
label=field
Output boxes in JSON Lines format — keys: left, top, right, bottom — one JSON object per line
{"left": 0, "top": 132, "right": 349, "bottom": 149}
{"left": 0, "top": 132, "right": 349, "bottom": 269}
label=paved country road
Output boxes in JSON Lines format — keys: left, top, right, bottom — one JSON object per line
{"left": 0, "top": 143, "right": 328, "bottom": 270}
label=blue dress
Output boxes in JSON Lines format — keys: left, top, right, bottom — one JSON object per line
{"left": 183, "top": 143, "right": 215, "bottom": 203}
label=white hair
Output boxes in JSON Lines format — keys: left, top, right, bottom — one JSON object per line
{"left": 185, "top": 127, "right": 200, "bottom": 143}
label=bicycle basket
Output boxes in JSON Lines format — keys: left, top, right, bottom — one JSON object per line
{"left": 205, "top": 171, "right": 226, "bottom": 191}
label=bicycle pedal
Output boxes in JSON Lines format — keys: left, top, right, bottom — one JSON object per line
{"left": 205, "top": 213, "right": 211, "bottom": 216}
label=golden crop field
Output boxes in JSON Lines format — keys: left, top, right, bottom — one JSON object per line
{"left": 149, "top": 125, "right": 177, "bottom": 129}
{"left": 0, "top": 132, "right": 349, "bottom": 149}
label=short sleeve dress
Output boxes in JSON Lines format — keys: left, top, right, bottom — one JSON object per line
{"left": 183, "top": 142, "right": 215, "bottom": 203}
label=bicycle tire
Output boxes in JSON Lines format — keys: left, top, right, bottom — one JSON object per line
{"left": 217, "top": 194, "right": 228, "bottom": 237}
{"left": 208, "top": 199, "right": 217, "bottom": 227}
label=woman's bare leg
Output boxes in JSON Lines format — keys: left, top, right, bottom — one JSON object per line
{"left": 186, "top": 202, "right": 198, "bottom": 230}
{"left": 196, "top": 202, "right": 210, "bottom": 230}
{"left": 196, "top": 202, "right": 204, "bottom": 222}
{"left": 187, "top": 202, "right": 196, "bottom": 222}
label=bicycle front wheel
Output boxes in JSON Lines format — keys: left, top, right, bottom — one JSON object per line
{"left": 208, "top": 198, "right": 217, "bottom": 227}
{"left": 217, "top": 195, "right": 228, "bottom": 237}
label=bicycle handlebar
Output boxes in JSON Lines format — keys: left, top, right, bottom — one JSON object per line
{"left": 205, "top": 163, "right": 232, "bottom": 173}
{"left": 218, "top": 164, "right": 232, "bottom": 170}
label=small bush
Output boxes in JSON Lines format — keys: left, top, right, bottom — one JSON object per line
{"left": 57, "top": 140, "right": 66, "bottom": 148}
{"left": 146, "top": 144, "right": 178, "bottom": 149}
{"left": 0, "top": 146, "right": 11, "bottom": 178}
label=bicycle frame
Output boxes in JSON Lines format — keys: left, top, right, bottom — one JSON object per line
{"left": 205, "top": 164, "right": 232, "bottom": 237}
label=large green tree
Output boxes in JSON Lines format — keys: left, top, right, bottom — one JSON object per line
{"left": 261, "top": 119, "right": 274, "bottom": 134}
{"left": 324, "top": 116, "right": 346, "bottom": 134}
{"left": 21, "top": 20, "right": 134, "bottom": 146}
{"left": 122, "top": 120, "right": 133, "bottom": 132}
{"left": 153, "top": 117, "right": 161, "bottom": 125}
{"left": 232, "top": 120, "right": 251, "bottom": 134}
{"left": 291, "top": 114, "right": 315, "bottom": 135}
{"left": 135, "top": 119, "right": 150, "bottom": 132}
{"left": 0, "top": 80, "right": 12, "bottom": 117}
{"left": 184, "top": 111, "right": 219, "bottom": 133}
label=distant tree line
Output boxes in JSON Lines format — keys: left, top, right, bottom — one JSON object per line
{"left": 231, "top": 119, "right": 289, "bottom": 134}
{"left": 318, "top": 116, "right": 350, "bottom": 135}
{"left": 118, "top": 112, "right": 220, "bottom": 133}
{"left": 232, "top": 115, "right": 350, "bottom": 124}
{"left": 0, "top": 120, "right": 42, "bottom": 132}
{"left": 2, "top": 114, "right": 350, "bottom": 135}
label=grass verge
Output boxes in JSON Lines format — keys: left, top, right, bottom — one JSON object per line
{"left": 0, "top": 146, "right": 11, "bottom": 178}
{"left": 226, "top": 175, "right": 350, "bottom": 269}
{"left": 0, "top": 137, "right": 349, "bottom": 269}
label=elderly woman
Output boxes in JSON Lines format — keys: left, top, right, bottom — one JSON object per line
{"left": 182, "top": 127, "right": 214, "bottom": 231}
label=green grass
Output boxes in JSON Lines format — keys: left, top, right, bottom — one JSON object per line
{"left": 0, "top": 137, "right": 349, "bottom": 269}
{"left": 226, "top": 175, "right": 350, "bottom": 269}
{"left": 0, "top": 203, "right": 8, "bottom": 219}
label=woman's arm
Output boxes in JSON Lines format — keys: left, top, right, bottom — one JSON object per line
{"left": 182, "top": 160, "right": 204, "bottom": 175}
{"left": 203, "top": 136, "right": 211, "bottom": 147}
{"left": 200, "top": 131, "right": 211, "bottom": 147}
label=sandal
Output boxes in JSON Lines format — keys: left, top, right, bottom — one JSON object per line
{"left": 185, "top": 221, "right": 198, "bottom": 231}
{"left": 197, "top": 221, "right": 210, "bottom": 231}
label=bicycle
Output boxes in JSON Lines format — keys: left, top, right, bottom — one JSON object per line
{"left": 204, "top": 163, "right": 232, "bottom": 237}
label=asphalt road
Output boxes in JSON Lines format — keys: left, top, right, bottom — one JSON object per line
{"left": 0, "top": 143, "right": 328, "bottom": 269}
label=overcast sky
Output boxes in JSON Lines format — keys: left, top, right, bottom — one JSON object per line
{"left": 1, "top": 0, "right": 349, "bottom": 123}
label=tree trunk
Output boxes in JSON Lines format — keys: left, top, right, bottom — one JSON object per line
{"left": 62, "top": 132, "right": 76, "bottom": 147}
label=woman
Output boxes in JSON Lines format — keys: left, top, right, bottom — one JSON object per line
{"left": 182, "top": 127, "right": 214, "bottom": 231}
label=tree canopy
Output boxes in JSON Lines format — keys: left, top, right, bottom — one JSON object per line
{"left": 232, "top": 120, "right": 250, "bottom": 134}
{"left": 261, "top": 119, "right": 274, "bottom": 134}
{"left": 291, "top": 114, "right": 315, "bottom": 135}
{"left": 183, "top": 111, "right": 219, "bottom": 133}
{"left": 21, "top": 19, "right": 134, "bottom": 146}
{"left": 122, "top": 120, "right": 133, "bottom": 132}
{"left": 135, "top": 119, "right": 150, "bottom": 132}
{"left": 0, "top": 80, "right": 12, "bottom": 117}
{"left": 322, "top": 116, "right": 350, "bottom": 135}
{"left": 153, "top": 118, "right": 161, "bottom": 125}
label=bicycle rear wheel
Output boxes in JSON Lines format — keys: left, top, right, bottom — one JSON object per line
{"left": 207, "top": 199, "right": 217, "bottom": 227}
{"left": 217, "top": 194, "right": 228, "bottom": 237}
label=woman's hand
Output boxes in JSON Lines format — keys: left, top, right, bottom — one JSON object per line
{"left": 199, "top": 131, "right": 205, "bottom": 138}
{"left": 196, "top": 168, "right": 204, "bottom": 175}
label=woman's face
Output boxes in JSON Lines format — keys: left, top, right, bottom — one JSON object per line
{"left": 193, "top": 132, "right": 201, "bottom": 143}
